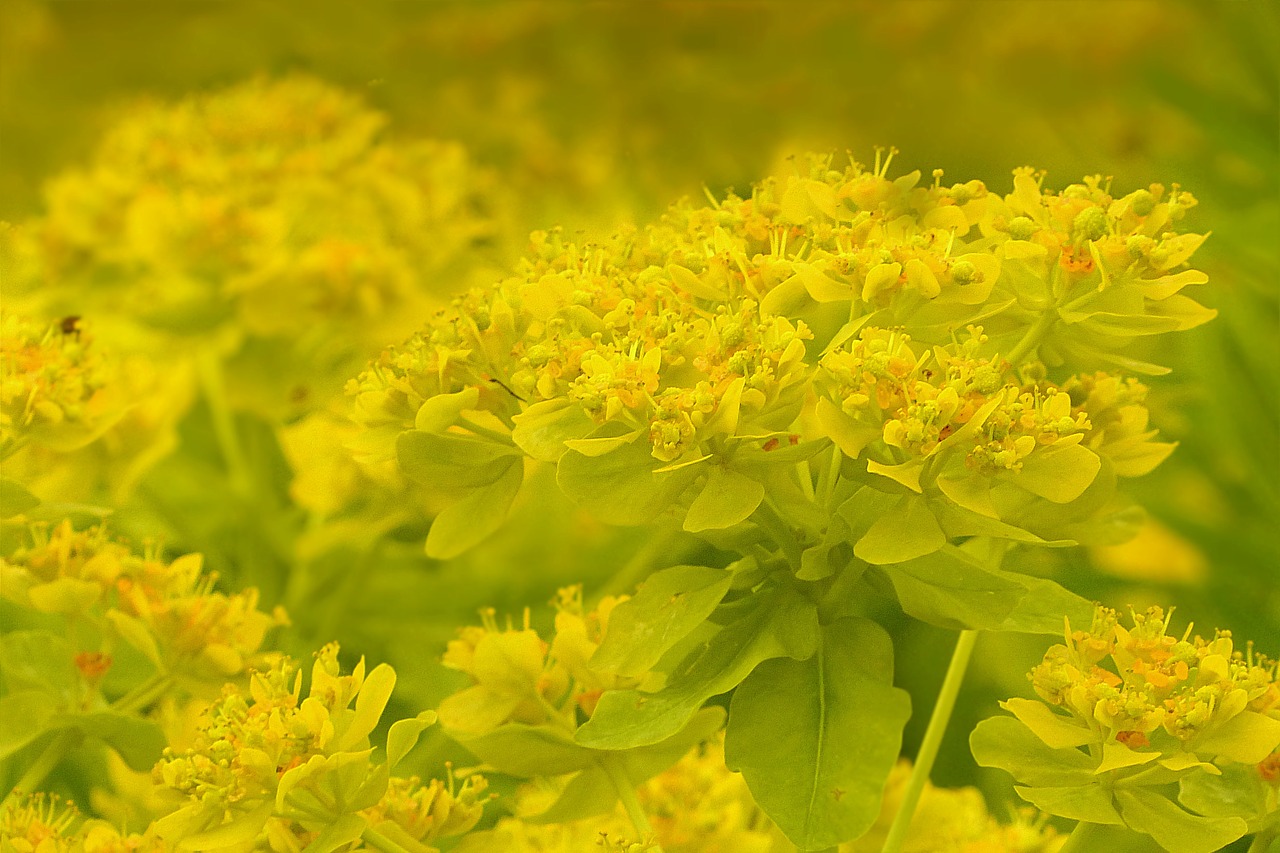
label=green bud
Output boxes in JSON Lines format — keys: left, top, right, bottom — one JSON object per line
{"left": 1007, "top": 216, "right": 1038, "bottom": 241}
{"left": 1072, "top": 206, "right": 1109, "bottom": 242}
{"left": 950, "top": 260, "right": 978, "bottom": 285}
{"left": 1129, "top": 189, "right": 1155, "bottom": 216}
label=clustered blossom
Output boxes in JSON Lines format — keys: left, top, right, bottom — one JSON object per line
{"left": 0, "top": 315, "right": 120, "bottom": 456}
{"left": 1028, "top": 607, "right": 1280, "bottom": 758}
{"left": 153, "top": 645, "right": 487, "bottom": 851}
{"left": 437, "top": 586, "right": 637, "bottom": 736}
{"left": 3, "top": 75, "right": 506, "bottom": 416}
{"left": 349, "top": 152, "right": 1209, "bottom": 551}
{"left": 0, "top": 520, "right": 284, "bottom": 686}
{"left": 0, "top": 794, "right": 170, "bottom": 853}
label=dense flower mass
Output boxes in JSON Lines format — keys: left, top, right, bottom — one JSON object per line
{"left": 1, "top": 520, "right": 283, "bottom": 685}
{"left": 3, "top": 75, "right": 507, "bottom": 415}
{"left": 0, "top": 314, "right": 120, "bottom": 456}
{"left": 153, "top": 645, "right": 487, "bottom": 851}
{"left": 974, "top": 607, "right": 1280, "bottom": 853}
{"left": 349, "top": 153, "right": 1206, "bottom": 559}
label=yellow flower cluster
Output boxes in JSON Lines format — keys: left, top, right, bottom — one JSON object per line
{"left": 1027, "top": 607, "right": 1280, "bottom": 763}
{"left": 5, "top": 75, "right": 506, "bottom": 415}
{"left": 1, "top": 520, "right": 283, "bottom": 686}
{"left": 0, "top": 315, "right": 120, "bottom": 457}
{"left": 438, "top": 586, "right": 636, "bottom": 735}
{"left": 351, "top": 153, "right": 1208, "bottom": 534}
{"left": 153, "top": 644, "right": 486, "bottom": 851}
{"left": 0, "top": 794, "right": 170, "bottom": 853}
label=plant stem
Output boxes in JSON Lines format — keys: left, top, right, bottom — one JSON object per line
{"left": 880, "top": 629, "right": 979, "bottom": 853}
{"left": 601, "top": 755, "right": 665, "bottom": 853}
{"left": 195, "top": 348, "right": 252, "bottom": 495}
{"left": 1058, "top": 821, "right": 1108, "bottom": 853}
{"left": 1004, "top": 308, "right": 1057, "bottom": 366}
{"left": 360, "top": 828, "right": 415, "bottom": 853}
{"left": 110, "top": 673, "right": 173, "bottom": 715}
{"left": 1, "top": 728, "right": 83, "bottom": 810}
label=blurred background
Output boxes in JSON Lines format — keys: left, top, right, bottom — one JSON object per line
{"left": 2, "top": 0, "right": 1276, "bottom": 834}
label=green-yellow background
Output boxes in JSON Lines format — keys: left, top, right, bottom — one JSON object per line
{"left": 2, "top": 0, "right": 1276, "bottom": 831}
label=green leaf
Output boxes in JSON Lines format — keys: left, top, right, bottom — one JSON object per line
{"left": 0, "top": 477, "right": 39, "bottom": 518}
{"left": 1000, "top": 699, "right": 1095, "bottom": 749}
{"left": 683, "top": 466, "right": 765, "bottom": 532}
{"left": 991, "top": 573, "right": 1095, "bottom": 635}
{"left": 0, "top": 691, "right": 60, "bottom": 760}
{"left": 853, "top": 494, "right": 944, "bottom": 564}
{"left": 1013, "top": 443, "right": 1101, "bottom": 503}
{"left": 591, "top": 564, "right": 734, "bottom": 677}
{"left": 0, "top": 630, "right": 78, "bottom": 700}
{"left": 335, "top": 663, "right": 397, "bottom": 752}
{"left": 396, "top": 430, "right": 521, "bottom": 490}
{"left": 511, "top": 399, "right": 596, "bottom": 461}
{"left": 55, "top": 710, "right": 168, "bottom": 770}
{"left": 724, "top": 618, "right": 911, "bottom": 850}
{"left": 1178, "top": 764, "right": 1271, "bottom": 822}
{"left": 531, "top": 707, "right": 726, "bottom": 825}
{"left": 178, "top": 801, "right": 275, "bottom": 850}
{"left": 300, "top": 814, "right": 368, "bottom": 853}
{"left": 557, "top": 436, "right": 696, "bottom": 525}
{"left": 1189, "top": 710, "right": 1280, "bottom": 764}
{"left": 1015, "top": 784, "right": 1124, "bottom": 825}
{"left": 970, "top": 716, "right": 1096, "bottom": 788}
{"left": 876, "top": 548, "right": 1026, "bottom": 631}
{"left": 105, "top": 611, "right": 164, "bottom": 668}
{"left": 413, "top": 387, "right": 480, "bottom": 433}
{"left": 576, "top": 585, "right": 819, "bottom": 750}
{"left": 386, "top": 710, "right": 437, "bottom": 771}
{"left": 1116, "top": 789, "right": 1248, "bottom": 853}
{"left": 425, "top": 459, "right": 522, "bottom": 559}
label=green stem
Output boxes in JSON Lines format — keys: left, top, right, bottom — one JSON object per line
{"left": 754, "top": 498, "right": 803, "bottom": 572}
{"left": 360, "top": 827, "right": 415, "bottom": 853}
{"left": 601, "top": 755, "right": 665, "bottom": 853}
{"left": 1248, "top": 829, "right": 1278, "bottom": 853}
{"left": 596, "top": 528, "right": 683, "bottom": 600}
{"left": 195, "top": 348, "right": 252, "bottom": 495}
{"left": 110, "top": 673, "right": 173, "bottom": 715}
{"left": 1004, "top": 308, "right": 1057, "bottom": 366}
{"left": 2, "top": 729, "right": 83, "bottom": 810}
{"left": 1058, "top": 821, "right": 1108, "bottom": 853}
{"left": 456, "top": 416, "right": 514, "bottom": 445}
{"left": 880, "top": 629, "right": 979, "bottom": 853}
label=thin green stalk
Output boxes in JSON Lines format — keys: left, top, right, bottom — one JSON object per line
{"left": 360, "top": 827, "right": 416, "bottom": 853}
{"left": 595, "top": 527, "right": 684, "bottom": 600}
{"left": 2, "top": 729, "right": 83, "bottom": 810}
{"left": 110, "top": 673, "right": 174, "bottom": 715}
{"left": 601, "top": 754, "right": 665, "bottom": 853}
{"left": 754, "top": 498, "right": 803, "bottom": 571}
{"left": 194, "top": 348, "right": 252, "bottom": 495}
{"left": 1004, "top": 308, "right": 1057, "bottom": 366}
{"left": 1057, "top": 821, "right": 1108, "bottom": 853}
{"left": 880, "top": 629, "right": 979, "bottom": 853}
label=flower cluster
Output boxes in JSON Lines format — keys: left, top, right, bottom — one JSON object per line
{"left": 0, "top": 315, "right": 121, "bottom": 457}
{"left": 4, "top": 75, "right": 506, "bottom": 416}
{"left": 438, "top": 586, "right": 637, "bottom": 736}
{"left": 973, "top": 606, "right": 1280, "bottom": 852}
{"left": 0, "top": 794, "right": 171, "bottom": 853}
{"left": 1027, "top": 607, "right": 1280, "bottom": 755}
{"left": 350, "top": 153, "right": 1208, "bottom": 553}
{"left": 153, "top": 644, "right": 486, "bottom": 851}
{"left": 1, "top": 520, "right": 284, "bottom": 687}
